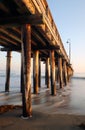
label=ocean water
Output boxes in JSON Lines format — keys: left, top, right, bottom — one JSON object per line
{"left": 1, "top": 71, "right": 85, "bottom": 115}
{"left": 0, "top": 70, "right": 20, "bottom": 92}
{"left": 0, "top": 70, "right": 46, "bottom": 92}
{"left": 0, "top": 70, "right": 85, "bottom": 92}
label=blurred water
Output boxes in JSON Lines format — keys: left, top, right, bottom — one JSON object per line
{"left": 1, "top": 71, "right": 85, "bottom": 115}
{"left": 68, "top": 78, "right": 85, "bottom": 114}
{"left": 0, "top": 70, "right": 45, "bottom": 92}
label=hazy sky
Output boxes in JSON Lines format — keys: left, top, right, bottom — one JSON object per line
{"left": 47, "top": 0, "right": 85, "bottom": 74}
{"left": 0, "top": 0, "right": 85, "bottom": 74}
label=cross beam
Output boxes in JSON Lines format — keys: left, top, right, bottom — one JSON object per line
{"left": 33, "top": 45, "right": 60, "bottom": 51}
{"left": 0, "top": 45, "right": 60, "bottom": 52}
{"left": 0, "top": 14, "right": 44, "bottom": 27}
{"left": 0, "top": 47, "right": 20, "bottom": 52}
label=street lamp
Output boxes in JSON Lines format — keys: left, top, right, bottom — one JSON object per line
{"left": 66, "top": 39, "right": 71, "bottom": 64}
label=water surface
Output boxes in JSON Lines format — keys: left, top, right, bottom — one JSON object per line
{"left": 0, "top": 71, "right": 85, "bottom": 115}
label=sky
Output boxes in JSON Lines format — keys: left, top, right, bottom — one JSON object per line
{"left": 47, "top": 0, "right": 85, "bottom": 74}
{"left": 0, "top": 0, "right": 85, "bottom": 75}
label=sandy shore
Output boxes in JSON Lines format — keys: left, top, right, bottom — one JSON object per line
{"left": 0, "top": 85, "right": 85, "bottom": 130}
{"left": 0, "top": 107, "right": 85, "bottom": 130}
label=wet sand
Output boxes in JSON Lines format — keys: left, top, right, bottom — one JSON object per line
{"left": 0, "top": 108, "right": 85, "bottom": 130}
{"left": 0, "top": 90, "right": 85, "bottom": 130}
{"left": 0, "top": 78, "right": 85, "bottom": 129}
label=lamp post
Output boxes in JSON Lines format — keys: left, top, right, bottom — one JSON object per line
{"left": 66, "top": 39, "right": 71, "bottom": 64}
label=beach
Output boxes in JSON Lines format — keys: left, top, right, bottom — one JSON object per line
{"left": 0, "top": 74, "right": 85, "bottom": 129}
{"left": 0, "top": 107, "right": 85, "bottom": 130}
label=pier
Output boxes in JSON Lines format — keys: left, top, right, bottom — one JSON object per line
{"left": 0, "top": 0, "right": 73, "bottom": 118}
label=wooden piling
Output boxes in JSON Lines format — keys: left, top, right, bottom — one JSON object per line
{"left": 56, "top": 65, "right": 60, "bottom": 84}
{"left": 50, "top": 50, "right": 56, "bottom": 95}
{"left": 55, "top": 65, "right": 58, "bottom": 81}
{"left": 5, "top": 51, "right": 11, "bottom": 92}
{"left": 63, "top": 60, "right": 67, "bottom": 86}
{"left": 58, "top": 57, "right": 63, "bottom": 88}
{"left": 39, "top": 57, "right": 41, "bottom": 88}
{"left": 67, "top": 66, "right": 73, "bottom": 81}
{"left": 20, "top": 52, "right": 24, "bottom": 93}
{"left": 45, "top": 62, "right": 47, "bottom": 85}
{"left": 67, "top": 66, "right": 70, "bottom": 82}
{"left": 46, "top": 57, "right": 50, "bottom": 88}
{"left": 21, "top": 24, "right": 32, "bottom": 117}
{"left": 33, "top": 50, "right": 39, "bottom": 94}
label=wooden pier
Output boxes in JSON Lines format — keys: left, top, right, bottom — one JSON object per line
{"left": 0, "top": 0, "right": 73, "bottom": 118}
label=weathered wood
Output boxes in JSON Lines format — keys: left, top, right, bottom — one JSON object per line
{"left": 21, "top": 24, "right": 32, "bottom": 117}
{"left": 0, "top": 0, "right": 71, "bottom": 65}
{"left": 63, "top": 61, "right": 67, "bottom": 86}
{"left": 32, "top": 30, "right": 46, "bottom": 46}
{"left": 0, "top": 47, "right": 20, "bottom": 52}
{"left": 46, "top": 58, "right": 50, "bottom": 88}
{"left": 33, "top": 45, "right": 60, "bottom": 51}
{"left": 0, "top": 35, "right": 20, "bottom": 47}
{"left": 20, "top": 52, "right": 24, "bottom": 93}
{"left": 39, "top": 57, "right": 41, "bottom": 88}
{"left": 55, "top": 65, "right": 58, "bottom": 81}
{"left": 0, "top": 14, "right": 44, "bottom": 27}
{"left": 45, "top": 62, "right": 47, "bottom": 85}
{"left": 0, "top": 3, "right": 10, "bottom": 13}
{"left": 50, "top": 50, "right": 56, "bottom": 95}
{"left": 56, "top": 67, "right": 60, "bottom": 84}
{"left": 67, "top": 66, "right": 73, "bottom": 81}
{"left": 33, "top": 50, "right": 39, "bottom": 94}
{"left": 58, "top": 57, "right": 63, "bottom": 88}
{"left": 5, "top": 51, "right": 12, "bottom": 92}
{"left": 0, "top": 39, "right": 18, "bottom": 48}
{"left": 0, "top": 28, "right": 21, "bottom": 43}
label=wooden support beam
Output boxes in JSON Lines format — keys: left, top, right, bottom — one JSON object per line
{"left": 21, "top": 24, "right": 32, "bottom": 118}
{"left": 33, "top": 45, "right": 60, "bottom": 51}
{"left": 0, "top": 35, "right": 20, "bottom": 47}
{"left": 46, "top": 57, "right": 50, "bottom": 88}
{"left": 67, "top": 66, "right": 73, "bottom": 81}
{"left": 45, "top": 62, "right": 47, "bottom": 85}
{"left": 56, "top": 65, "right": 60, "bottom": 84}
{"left": 58, "top": 57, "right": 63, "bottom": 88}
{"left": 20, "top": 52, "right": 24, "bottom": 93}
{"left": 0, "top": 3, "right": 10, "bottom": 13}
{"left": 33, "top": 50, "right": 39, "bottom": 94}
{"left": 50, "top": 50, "right": 56, "bottom": 95}
{"left": 32, "top": 30, "right": 46, "bottom": 46}
{"left": 0, "top": 28, "right": 21, "bottom": 43}
{"left": 39, "top": 57, "right": 41, "bottom": 88}
{"left": 0, "top": 14, "right": 44, "bottom": 27}
{"left": 55, "top": 65, "right": 57, "bottom": 82}
{"left": 63, "top": 61, "right": 67, "bottom": 86}
{"left": 5, "top": 51, "right": 12, "bottom": 92}
{"left": 0, "top": 47, "right": 20, "bottom": 52}
{"left": 0, "top": 39, "right": 13, "bottom": 48}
